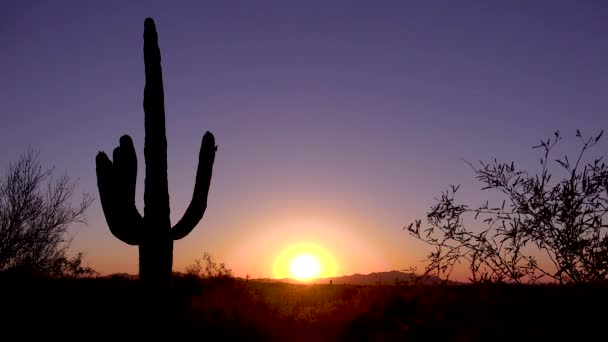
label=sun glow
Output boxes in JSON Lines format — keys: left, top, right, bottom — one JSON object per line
{"left": 290, "top": 254, "right": 321, "bottom": 279}
{"left": 274, "top": 243, "right": 338, "bottom": 281}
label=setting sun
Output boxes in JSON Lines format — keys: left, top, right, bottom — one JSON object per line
{"left": 290, "top": 254, "right": 321, "bottom": 279}
{"left": 274, "top": 243, "right": 338, "bottom": 280}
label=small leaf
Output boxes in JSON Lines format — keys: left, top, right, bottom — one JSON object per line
{"left": 595, "top": 129, "right": 603, "bottom": 142}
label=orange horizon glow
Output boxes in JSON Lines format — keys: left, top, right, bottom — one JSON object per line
{"left": 84, "top": 213, "right": 423, "bottom": 281}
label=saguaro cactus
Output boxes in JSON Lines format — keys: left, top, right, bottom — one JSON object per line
{"left": 95, "top": 18, "right": 217, "bottom": 289}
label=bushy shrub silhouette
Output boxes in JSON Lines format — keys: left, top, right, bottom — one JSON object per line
{"left": 407, "top": 130, "right": 608, "bottom": 284}
{"left": 185, "top": 251, "right": 233, "bottom": 279}
{"left": 95, "top": 18, "right": 217, "bottom": 289}
{"left": 0, "top": 149, "right": 93, "bottom": 277}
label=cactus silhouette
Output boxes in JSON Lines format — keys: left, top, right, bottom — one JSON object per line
{"left": 95, "top": 18, "right": 217, "bottom": 289}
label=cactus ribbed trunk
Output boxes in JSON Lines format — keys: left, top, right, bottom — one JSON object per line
{"left": 139, "top": 233, "right": 173, "bottom": 288}
{"left": 95, "top": 17, "right": 217, "bottom": 291}
{"left": 141, "top": 17, "right": 172, "bottom": 289}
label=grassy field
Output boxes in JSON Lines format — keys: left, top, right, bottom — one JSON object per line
{"left": 1, "top": 275, "right": 606, "bottom": 341}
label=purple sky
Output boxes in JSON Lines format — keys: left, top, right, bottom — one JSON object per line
{"left": 1, "top": 0, "right": 607, "bottom": 278}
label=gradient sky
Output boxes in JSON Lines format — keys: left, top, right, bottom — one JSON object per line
{"left": 1, "top": 0, "right": 607, "bottom": 280}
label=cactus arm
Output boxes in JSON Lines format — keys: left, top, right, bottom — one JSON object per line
{"left": 143, "top": 17, "right": 170, "bottom": 227}
{"left": 112, "top": 135, "right": 143, "bottom": 241}
{"left": 113, "top": 135, "right": 138, "bottom": 207}
{"left": 96, "top": 150, "right": 142, "bottom": 245}
{"left": 171, "top": 131, "right": 217, "bottom": 240}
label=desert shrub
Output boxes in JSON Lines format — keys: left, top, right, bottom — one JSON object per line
{"left": 185, "top": 251, "right": 233, "bottom": 279}
{"left": 0, "top": 149, "right": 94, "bottom": 278}
{"left": 407, "top": 130, "right": 608, "bottom": 284}
{"left": 55, "top": 252, "right": 98, "bottom": 279}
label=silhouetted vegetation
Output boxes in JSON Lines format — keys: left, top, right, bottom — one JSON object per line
{"left": 407, "top": 130, "right": 608, "bottom": 284}
{"left": 1, "top": 272, "right": 606, "bottom": 341}
{"left": 185, "top": 251, "right": 233, "bottom": 279}
{"left": 0, "top": 149, "right": 94, "bottom": 278}
{"left": 95, "top": 18, "right": 217, "bottom": 289}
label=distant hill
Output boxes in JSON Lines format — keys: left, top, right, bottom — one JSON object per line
{"left": 279, "top": 270, "right": 462, "bottom": 285}
{"left": 102, "top": 273, "right": 138, "bottom": 280}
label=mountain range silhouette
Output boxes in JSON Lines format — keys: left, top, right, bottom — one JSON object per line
{"left": 272, "top": 270, "right": 462, "bottom": 285}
